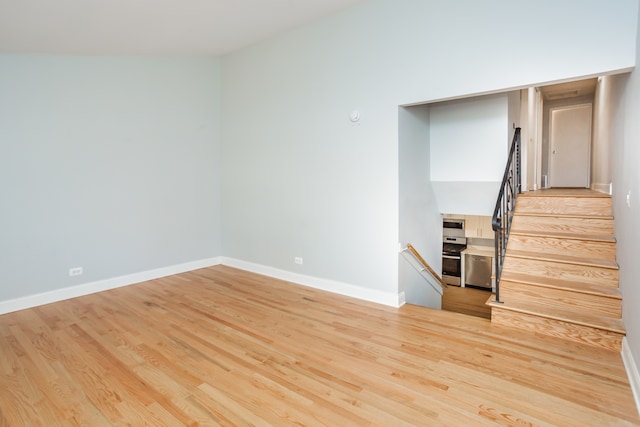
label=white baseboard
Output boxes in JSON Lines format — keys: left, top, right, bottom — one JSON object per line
{"left": 0, "top": 257, "right": 222, "bottom": 315}
{"left": 221, "top": 257, "right": 405, "bottom": 308}
{"left": 591, "top": 182, "right": 613, "bottom": 195}
{"left": 0, "top": 256, "right": 405, "bottom": 315}
{"left": 397, "top": 291, "right": 406, "bottom": 307}
{"left": 622, "top": 337, "right": 640, "bottom": 416}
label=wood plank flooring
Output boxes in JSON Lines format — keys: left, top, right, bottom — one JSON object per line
{"left": 1, "top": 265, "right": 638, "bottom": 426}
{"left": 442, "top": 286, "right": 492, "bottom": 319}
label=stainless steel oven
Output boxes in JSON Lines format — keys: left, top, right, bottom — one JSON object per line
{"left": 442, "top": 219, "right": 467, "bottom": 286}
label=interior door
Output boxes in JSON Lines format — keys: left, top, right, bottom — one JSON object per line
{"left": 549, "top": 104, "right": 592, "bottom": 188}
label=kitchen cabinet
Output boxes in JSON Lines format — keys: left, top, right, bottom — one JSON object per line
{"left": 442, "top": 213, "right": 464, "bottom": 220}
{"left": 464, "top": 215, "right": 494, "bottom": 239}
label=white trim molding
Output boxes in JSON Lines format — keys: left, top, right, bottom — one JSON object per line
{"left": 622, "top": 337, "right": 640, "bottom": 416}
{"left": 397, "top": 291, "right": 406, "bottom": 307}
{"left": 221, "top": 257, "right": 405, "bottom": 308}
{"left": 0, "top": 257, "right": 222, "bottom": 315}
{"left": 591, "top": 182, "right": 613, "bottom": 195}
{"left": 0, "top": 256, "right": 405, "bottom": 315}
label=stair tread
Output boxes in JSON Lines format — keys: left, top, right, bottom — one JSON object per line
{"left": 506, "top": 249, "right": 619, "bottom": 270}
{"left": 500, "top": 272, "right": 622, "bottom": 299}
{"left": 509, "top": 229, "right": 615, "bottom": 242}
{"left": 515, "top": 207, "right": 612, "bottom": 218}
{"left": 519, "top": 189, "right": 611, "bottom": 198}
{"left": 486, "top": 298, "right": 625, "bottom": 334}
{"left": 514, "top": 212, "right": 614, "bottom": 220}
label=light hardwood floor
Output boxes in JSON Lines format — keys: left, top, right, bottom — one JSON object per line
{"left": 442, "top": 286, "right": 492, "bottom": 319}
{"left": 1, "top": 265, "right": 638, "bottom": 426}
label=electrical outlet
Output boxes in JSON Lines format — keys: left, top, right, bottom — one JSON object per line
{"left": 69, "top": 267, "right": 83, "bottom": 277}
{"left": 294, "top": 257, "right": 303, "bottom": 265}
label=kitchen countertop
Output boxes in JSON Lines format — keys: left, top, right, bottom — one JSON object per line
{"left": 463, "top": 245, "right": 494, "bottom": 257}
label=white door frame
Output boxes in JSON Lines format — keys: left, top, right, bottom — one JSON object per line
{"left": 548, "top": 103, "right": 592, "bottom": 188}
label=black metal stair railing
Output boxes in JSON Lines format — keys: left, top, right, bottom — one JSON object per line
{"left": 491, "top": 127, "right": 521, "bottom": 303}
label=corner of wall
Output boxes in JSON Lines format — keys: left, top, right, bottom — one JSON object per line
{"left": 221, "top": 257, "right": 405, "bottom": 308}
{"left": 623, "top": 337, "right": 640, "bottom": 416}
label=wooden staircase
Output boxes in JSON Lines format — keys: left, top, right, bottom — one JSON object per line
{"left": 487, "top": 189, "right": 625, "bottom": 352}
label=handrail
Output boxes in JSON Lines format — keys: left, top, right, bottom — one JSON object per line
{"left": 491, "top": 127, "right": 522, "bottom": 303}
{"left": 402, "top": 243, "right": 448, "bottom": 292}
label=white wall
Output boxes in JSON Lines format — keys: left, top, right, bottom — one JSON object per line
{"left": 429, "top": 94, "right": 510, "bottom": 215}
{"left": 508, "top": 92, "right": 522, "bottom": 141}
{"left": 610, "top": 1, "right": 640, "bottom": 405}
{"left": 592, "top": 76, "right": 614, "bottom": 193}
{"left": 430, "top": 95, "right": 508, "bottom": 182}
{"left": 427, "top": 91, "right": 520, "bottom": 216}
{"left": 0, "top": 55, "right": 222, "bottom": 302}
{"left": 398, "top": 105, "right": 442, "bottom": 308}
{"left": 431, "top": 182, "right": 505, "bottom": 216}
{"left": 220, "top": 0, "right": 638, "bottom": 300}
{"left": 521, "top": 88, "right": 542, "bottom": 192}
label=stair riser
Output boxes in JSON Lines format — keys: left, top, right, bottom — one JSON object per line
{"left": 511, "top": 215, "right": 614, "bottom": 236}
{"left": 502, "top": 257, "right": 619, "bottom": 287}
{"left": 491, "top": 307, "right": 623, "bottom": 352}
{"left": 516, "top": 197, "right": 612, "bottom": 216}
{"left": 507, "top": 235, "right": 617, "bottom": 261}
{"left": 500, "top": 281, "right": 621, "bottom": 318}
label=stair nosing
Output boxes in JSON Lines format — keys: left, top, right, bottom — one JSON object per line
{"left": 518, "top": 195, "right": 611, "bottom": 199}
{"left": 487, "top": 299, "right": 626, "bottom": 334}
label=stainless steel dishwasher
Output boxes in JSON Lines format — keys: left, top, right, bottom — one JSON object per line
{"left": 464, "top": 254, "right": 492, "bottom": 290}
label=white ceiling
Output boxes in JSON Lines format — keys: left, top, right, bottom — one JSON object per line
{"left": 0, "top": 0, "right": 364, "bottom": 56}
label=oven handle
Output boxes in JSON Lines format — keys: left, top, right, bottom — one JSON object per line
{"left": 442, "top": 255, "right": 461, "bottom": 260}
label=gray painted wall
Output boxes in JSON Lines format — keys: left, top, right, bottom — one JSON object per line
{"left": 221, "top": 0, "right": 637, "bottom": 297}
{"left": 398, "top": 105, "right": 442, "bottom": 308}
{"left": 430, "top": 94, "right": 509, "bottom": 183}
{"left": 610, "top": 2, "right": 640, "bottom": 389}
{"left": 429, "top": 94, "right": 514, "bottom": 216}
{"left": 0, "top": 56, "right": 222, "bottom": 301}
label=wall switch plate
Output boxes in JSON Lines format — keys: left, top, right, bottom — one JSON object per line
{"left": 294, "top": 257, "right": 303, "bottom": 265}
{"left": 69, "top": 267, "right": 83, "bottom": 277}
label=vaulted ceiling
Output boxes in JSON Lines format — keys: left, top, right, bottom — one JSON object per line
{"left": 0, "top": 0, "right": 364, "bottom": 56}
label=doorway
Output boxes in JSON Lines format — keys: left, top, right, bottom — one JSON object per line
{"left": 549, "top": 103, "right": 592, "bottom": 188}
{"left": 537, "top": 79, "right": 597, "bottom": 190}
